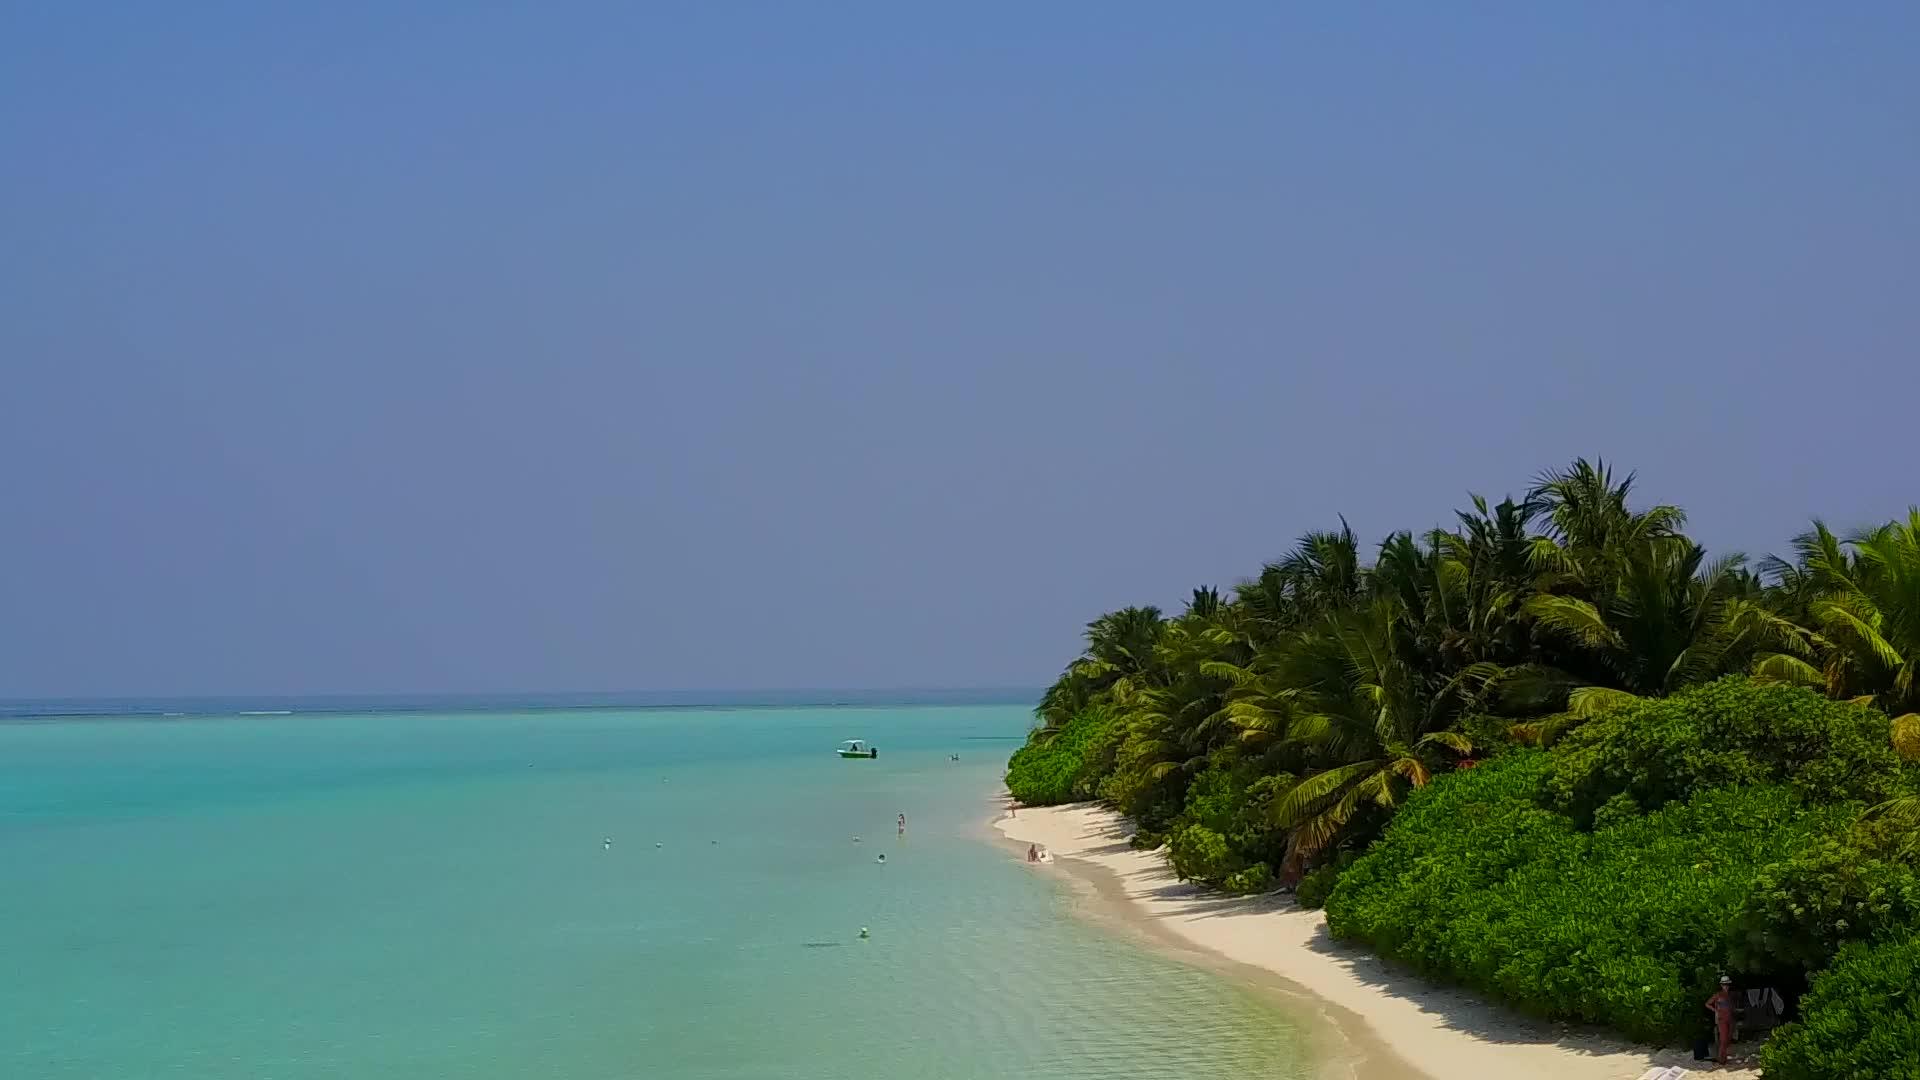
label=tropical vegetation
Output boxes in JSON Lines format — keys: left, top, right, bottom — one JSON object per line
{"left": 1759, "top": 934, "right": 1920, "bottom": 1079}
{"left": 1006, "top": 460, "right": 1920, "bottom": 1074}
{"left": 1326, "top": 681, "right": 1897, "bottom": 1041}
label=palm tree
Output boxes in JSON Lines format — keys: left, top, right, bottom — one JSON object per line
{"left": 1503, "top": 461, "right": 1781, "bottom": 733}
{"left": 1034, "top": 663, "right": 1101, "bottom": 732}
{"left": 1033, "top": 605, "right": 1168, "bottom": 733}
{"left": 1083, "top": 606, "right": 1169, "bottom": 682}
{"left": 1254, "top": 600, "right": 1476, "bottom": 868}
{"left": 1443, "top": 494, "right": 1543, "bottom": 661}
{"left": 1753, "top": 512, "right": 1920, "bottom": 753}
{"left": 1520, "top": 541, "right": 1775, "bottom": 711}
{"left": 1010, "top": 461, "right": 1920, "bottom": 896}
{"left": 1185, "top": 586, "right": 1226, "bottom": 622}
{"left": 1372, "top": 500, "right": 1538, "bottom": 676}
{"left": 1090, "top": 596, "right": 1250, "bottom": 825}
{"left": 1234, "top": 523, "right": 1367, "bottom": 645}
{"left": 1525, "top": 459, "right": 1686, "bottom": 590}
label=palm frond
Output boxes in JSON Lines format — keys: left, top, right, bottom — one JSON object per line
{"left": 1891, "top": 712, "right": 1920, "bottom": 762}
{"left": 1511, "top": 712, "right": 1586, "bottom": 747}
{"left": 1386, "top": 755, "right": 1431, "bottom": 787}
{"left": 1417, "top": 730, "right": 1473, "bottom": 755}
{"left": 1752, "top": 652, "right": 1825, "bottom": 687}
{"left": 1811, "top": 598, "right": 1907, "bottom": 671}
{"left": 1567, "top": 685, "right": 1640, "bottom": 718}
{"left": 1270, "top": 760, "right": 1382, "bottom": 827}
{"left": 1523, "top": 594, "right": 1625, "bottom": 652}
{"left": 1285, "top": 770, "right": 1394, "bottom": 864}
{"left": 1494, "top": 664, "right": 1582, "bottom": 711}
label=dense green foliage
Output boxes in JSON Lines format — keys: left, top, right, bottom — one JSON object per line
{"left": 1019, "top": 462, "right": 1920, "bottom": 881}
{"left": 1005, "top": 705, "right": 1119, "bottom": 805}
{"left": 1010, "top": 460, "right": 1920, "bottom": 1072}
{"left": 1291, "top": 864, "right": 1339, "bottom": 910}
{"left": 1759, "top": 935, "right": 1920, "bottom": 1080}
{"left": 1163, "top": 762, "right": 1291, "bottom": 891}
{"left": 1326, "top": 679, "right": 1918, "bottom": 1048}
{"left": 1730, "top": 837, "right": 1920, "bottom": 976}
{"left": 1542, "top": 679, "right": 1907, "bottom": 826}
{"left": 1323, "top": 690, "right": 1878, "bottom": 1040}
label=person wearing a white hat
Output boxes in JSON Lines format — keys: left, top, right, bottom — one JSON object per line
{"left": 1705, "top": 975, "right": 1736, "bottom": 1064}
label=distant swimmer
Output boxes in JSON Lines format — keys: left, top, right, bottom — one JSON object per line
{"left": 876, "top": 853, "right": 886, "bottom": 864}
{"left": 604, "top": 837, "right": 612, "bottom": 850}
{"left": 852, "top": 836, "right": 862, "bottom": 843}
{"left": 858, "top": 927, "right": 870, "bottom": 939}
{"left": 897, "top": 813, "right": 906, "bottom": 835}
{"left": 655, "top": 841, "right": 663, "bottom": 848}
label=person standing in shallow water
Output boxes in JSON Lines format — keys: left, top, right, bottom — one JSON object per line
{"left": 897, "top": 813, "right": 906, "bottom": 835}
{"left": 1706, "top": 975, "right": 1736, "bottom": 1063}
{"left": 1027, "top": 844, "right": 1038, "bottom": 863}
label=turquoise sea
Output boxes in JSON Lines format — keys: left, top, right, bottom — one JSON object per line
{"left": 0, "top": 704, "right": 1316, "bottom": 1078}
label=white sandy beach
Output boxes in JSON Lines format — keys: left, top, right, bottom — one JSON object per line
{"left": 997, "top": 802, "right": 1760, "bottom": 1080}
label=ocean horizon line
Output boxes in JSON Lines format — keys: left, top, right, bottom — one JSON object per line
{"left": 0, "top": 687, "right": 1043, "bottom": 721}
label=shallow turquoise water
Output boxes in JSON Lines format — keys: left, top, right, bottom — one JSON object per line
{"left": 0, "top": 706, "right": 1314, "bottom": 1078}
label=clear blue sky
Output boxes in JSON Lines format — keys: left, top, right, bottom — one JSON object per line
{"left": 3, "top": 3, "right": 1916, "bottom": 697}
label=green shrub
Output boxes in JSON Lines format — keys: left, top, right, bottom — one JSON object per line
{"left": 1071, "top": 711, "right": 1128, "bottom": 799}
{"left": 1326, "top": 750, "right": 1848, "bottom": 1042}
{"left": 1161, "top": 765, "right": 1294, "bottom": 891}
{"left": 1729, "top": 838, "right": 1920, "bottom": 976}
{"left": 1179, "top": 764, "right": 1243, "bottom": 835}
{"left": 1544, "top": 678, "right": 1904, "bottom": 827}
{"left": 1294, "top": 865, "right": 1339, "bottom": 909}
{"left": 1096, "top": 732, "right": 1190, "bottom": 829}
{"left": 1223, "top": 862, "right": 1273, "bottom": 895}
{"left": 1165, "top": 761, "right": 1292, "bottom": 876}
{"left": 1328, "top": 751, "right": 1567, "bottom": 955}
{"left": 1459, "top": 712, "right": 1524, "bottom": 756}
{"left": 1005, "top": 706, "right": 1120, "bottom": 805}
{"left": 1760, "top": 935, "right": 1920, "bottom": 1080}
{"left": 1168, "top": 824, "right": 1238, "bottom": 884}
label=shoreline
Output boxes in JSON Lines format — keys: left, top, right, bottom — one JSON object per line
{"left": 980, "top": 797, "right": 1420, "bottom": 1080}
{"left": 994, "top": 799, "right": 1759, "bottom": 1080}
